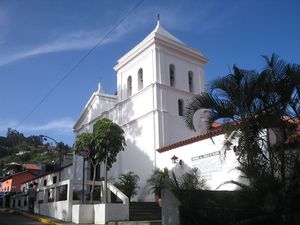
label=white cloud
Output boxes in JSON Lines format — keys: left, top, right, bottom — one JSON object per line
{"left": 0, "top": 10, "right": 147, "bottom": 67}
{"left": 0, "top": 27, "right": 130, "bottom": 66}
{"left": 0, "top": 117, "right": 74, "bottom": 134}
{"left": 0, "top": 1, "right": 244, "bottom": 67}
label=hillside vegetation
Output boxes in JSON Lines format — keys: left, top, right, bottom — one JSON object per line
{"left": 0, "top": 128, "right": 71, "bottom": 174}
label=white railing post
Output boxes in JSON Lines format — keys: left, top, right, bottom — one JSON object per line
{"left": 43, "top": 189, "right": 47, "bottom": 203}
{"left": 108, "top": 189, "right": 111, "bottom": 203}
{"left": 67, "top": 180, "right": 73, "bottom": 203}
{"left": 53, "top": 187, "right": 57, "bottom": 202}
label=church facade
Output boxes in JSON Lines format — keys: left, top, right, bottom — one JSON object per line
{"left": 73, "top": 22, "right": 237, "bottom": 200}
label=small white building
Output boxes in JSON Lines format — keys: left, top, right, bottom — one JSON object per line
{"left": 13, "top": 160, "right": 129, "bottom": 223}
{"left": 73, "top": 22, "right": 239, "bottom": 200}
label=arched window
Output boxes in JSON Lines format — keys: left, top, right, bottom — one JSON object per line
{"left": 127, "top": 76, "right": 132, "bottom": 97}
{"left": 138, "top": 68, "right": 143, "bottom": 91}
{"left": 188, "top": 71, "right": 194, "bottom": 92}
{"left": 169, "top": 64, "right": 175, "bottom": 87}
{"left": 178, "top": 99, "right": 184, "bottom": 116}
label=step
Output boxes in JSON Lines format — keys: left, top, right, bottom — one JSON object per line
{"left": 129, "top": 202, "right": 161, "bottom": 221}
{"left": 107, "top": 220, "right": 162, "bottom": 225}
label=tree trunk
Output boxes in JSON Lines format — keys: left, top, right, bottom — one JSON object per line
{"left": 280, "top": 126, "right": 287, "bottom": 183}
{"left": 90, "top": 165, "right": 97, "bottom": 204}
{"left": 104, "top": 155, "right": 108, "bottom": 203}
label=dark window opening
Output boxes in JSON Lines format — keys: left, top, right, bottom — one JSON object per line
{"left": 127, "top": 76, "right": 132, "bottom": 97}
{"left": 188, "top": 71, "right": 194, "bottom": 92}
{"left": 169, "top": 64, "right": 175, "bottom": 87}
{"left": 178, "top": 99, "right": 184, "bottom": 116}
{"left": 53, "top": 176, "right": 57, "bottom": 184}
{"left": 138, "top": 68, "right": 143, "bottom": 91}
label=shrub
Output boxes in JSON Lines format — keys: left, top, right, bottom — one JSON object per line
{"left": 114, "top": 171, "right": 140, "bottom": 202}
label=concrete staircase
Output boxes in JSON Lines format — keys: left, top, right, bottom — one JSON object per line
{"left": 107, "top": 202, "right": 162, "bottom": 225}
{"left": 129, "top": 202, "right": 161, "bottom": 221}
{"left": 107, "top": 221, "right": 161, "bottom": 225}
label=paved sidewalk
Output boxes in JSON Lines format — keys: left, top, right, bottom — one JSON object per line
{"left": 0, "top": 208, "right": 86, "bottom": 225}
{"left": 0, "top": 208, "right": 45, "bottom": 225}
{"left": 1, "top": 208, "right": 161, "bottom": 225}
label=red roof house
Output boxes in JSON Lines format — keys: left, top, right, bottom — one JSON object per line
{"left": 0, "top": 171, "right": 38, "bottom": 193}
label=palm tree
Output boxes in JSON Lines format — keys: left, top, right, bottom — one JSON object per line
{"left": 255, "top": 54, "right": 300, "bottom": 182}
{"left": 184, "top": 64, "right": 264, "bottom": 168}
{"left": 114, "top": 171, "right": 140, "bottom": 202}
{"left": 184, "top": 54, "right": 300, "bottom": 178}
{"left": 184, "top": 54, "right": 300, "bottom": 223}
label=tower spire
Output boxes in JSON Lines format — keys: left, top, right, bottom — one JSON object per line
{"left": 157, "top": 13, "right": 160, "bottom": 26}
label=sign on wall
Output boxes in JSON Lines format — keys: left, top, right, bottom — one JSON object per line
{"left": 191, "top": 151, "right": 222, "bottom": 180}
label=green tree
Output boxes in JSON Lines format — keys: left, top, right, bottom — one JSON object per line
{"left": 74, "top": 132, "right": 99, "bottom": 203}
{"left": 93, "top": 118, "right": 126, "bottom": 203}
{"left": 75, "top": 119, "right": 126, "bottom": 203}
{"left": 114, "top": 171, "right": 140, "bottom": 202}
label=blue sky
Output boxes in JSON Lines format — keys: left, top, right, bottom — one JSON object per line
{"left": 0, "top": 0, "right": 299, "bottom": 145}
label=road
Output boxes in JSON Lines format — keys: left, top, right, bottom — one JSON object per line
{"left": 0, "top": 209, "right": 44, "bottom": 225}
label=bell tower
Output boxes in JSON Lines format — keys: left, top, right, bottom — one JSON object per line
{"left": 114, "top": 21, "right": 208, "bottom": 148}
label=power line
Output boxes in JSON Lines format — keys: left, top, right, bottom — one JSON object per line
{"left": 16, "top": 0, "right": 144, "bottom": 129}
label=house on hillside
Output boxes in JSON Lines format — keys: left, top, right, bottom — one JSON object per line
{"left": 23, "top": 163, "right": 42, "bottom": 175}
{"left": 0, "top": 171, "right": 38, "bottom": 193}
{"left": 0, "top": 171, "right": 38, "bottom": 207}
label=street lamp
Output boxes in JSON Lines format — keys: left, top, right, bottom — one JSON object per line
{"left": 40, "top": 135, "right": 63, "bottom": 181}
{"left": 171, "top": 155, "right": 179, "bottom": 164}
{"left": 78, "top": 146, "right": 90, "bottom": 203}
{"left": 171, "top": 155, "right": 183, "bottom": 165}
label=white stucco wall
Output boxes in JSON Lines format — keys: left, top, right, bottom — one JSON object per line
{"left": 117, "top": 46, "right": 155, "bottom": 102}
{"left": 38, "top": 200, "right": 71, "bottom": 221}
{"left": 158, "top": 48, "right": 205, "bottom": 94}
{"left": 157, "top": 134, "right": 241, "bottom": 190}
{"left": 157, "top": 86, "right": 202, "bottom": 146}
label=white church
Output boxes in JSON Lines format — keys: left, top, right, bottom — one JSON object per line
{"left": 73, "top": 21, "right": 239, "bottom": 200}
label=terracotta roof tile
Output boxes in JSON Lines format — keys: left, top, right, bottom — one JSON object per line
{"left": 0, "top": 171, "right": 37, "bottom": 182}
{"left": 157, "top": 127, "right": 223, "bottom": 153}
{"left": 23, "top": 164, "right": 41, "bottom": 170}
{"left": 21, "top": 163, "right": 73, "bottom": 184}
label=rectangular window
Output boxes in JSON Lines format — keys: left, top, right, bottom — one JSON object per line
{"left": 44, "top": 180, "right": 47, "bottom": 186}
{"left": 53, "top": 176, "right": 57, "bottom": 184}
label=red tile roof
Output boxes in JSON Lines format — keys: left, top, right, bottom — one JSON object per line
{"left": 0, "top": 171, "right": 37, "bottom": 182}
{"left": 21, "top": 163, "right": 73, "bottom": 184}
{"left": 157, "top": 126, "right": 223, "bottom": 153}
{"left": 23, "top": 164, "right": 41, "bottom": 170}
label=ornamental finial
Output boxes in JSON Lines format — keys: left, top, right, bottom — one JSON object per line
{"left": 97, "top": 82, "right": 102, "bottom": 93}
